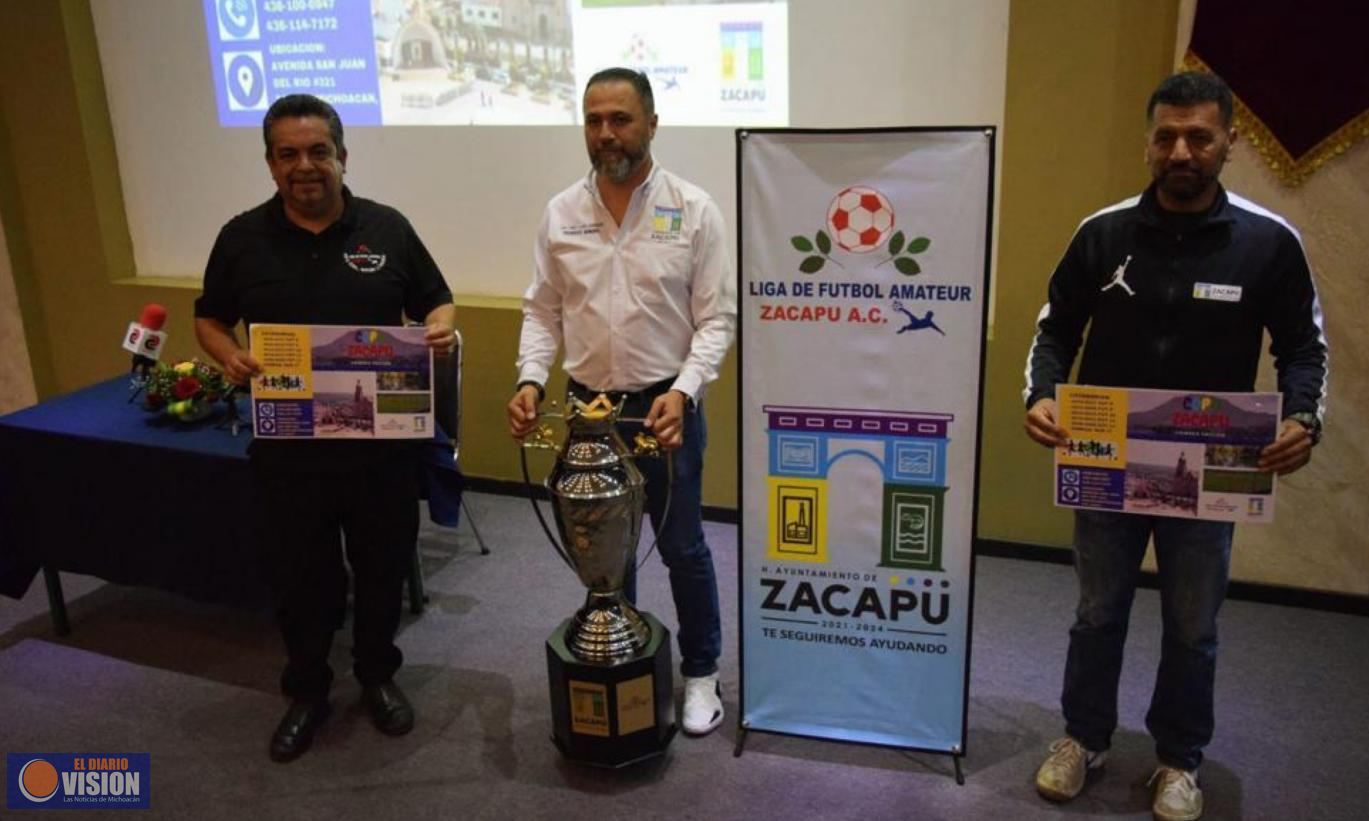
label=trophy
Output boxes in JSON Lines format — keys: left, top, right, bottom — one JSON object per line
{"left": 522, "top": 393, "right": 677, "bottom": 767}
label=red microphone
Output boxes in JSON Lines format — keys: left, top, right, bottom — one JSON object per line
{"left": 122, "top": 303, "right": 169, "bottom": 377}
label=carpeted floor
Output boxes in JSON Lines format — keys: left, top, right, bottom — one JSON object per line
{"left": 1, "top": 491, "right": 1365, "bottom": 820}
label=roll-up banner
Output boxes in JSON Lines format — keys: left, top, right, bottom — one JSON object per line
{"left": 737, "top": 128, "right": 994, "bottom": 755}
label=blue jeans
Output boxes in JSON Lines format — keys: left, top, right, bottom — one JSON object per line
{"left": 1062, "top": 510, "right": 1233, "bottom": 770}
{"left": 618, "top": 403, "right": 722, "bottom": 678}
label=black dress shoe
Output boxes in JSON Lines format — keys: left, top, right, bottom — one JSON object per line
{"left": 361, "top": 681, "right": 415, "bottom": 736}
{"left": 268, "top": 699, "right": 331, "bottom": 763}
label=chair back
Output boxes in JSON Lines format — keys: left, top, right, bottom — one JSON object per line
{"left": 433, "top": 329, "right": 463, "bottom": 462}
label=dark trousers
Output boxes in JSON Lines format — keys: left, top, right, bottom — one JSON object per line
{"left": 1063, "top": 510, "right": 1234, "bottom": 770}
{"left": 252, "top": 449, "right": 419, "bottom": 700}
{"left": 568, "top": 379, "right": 722, "bottom": 677}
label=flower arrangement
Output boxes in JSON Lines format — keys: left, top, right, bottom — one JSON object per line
{"left": 142, "top": 359, "right": 232, "bottom": 422}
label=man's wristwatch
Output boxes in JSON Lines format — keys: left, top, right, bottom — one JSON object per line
{"left": 1286, "top": 411, "right": 1322, "bottom": 446}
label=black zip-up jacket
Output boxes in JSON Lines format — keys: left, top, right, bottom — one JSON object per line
{"left": 1024, "top": 185, "right": 1328, "bottom": 420}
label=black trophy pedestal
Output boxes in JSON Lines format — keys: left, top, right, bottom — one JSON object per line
{"left": 546, "top": 610, "right": 677, "bottom": 767}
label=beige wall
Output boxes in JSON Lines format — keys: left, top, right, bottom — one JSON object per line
{"left": 1167, "top": 0, "right": 1368, "bottom": 602}
{"left": 1219, "top": 144, "right": 1368, "bottom": 593}
{"left": 978, "top": 0, "right": 1180, "bottom": 546}
{"left": 0, "top": 0, "right": 156, "bottom": 399}
{"left": 1, "top": 1, "right": 1363, "bottom": 594}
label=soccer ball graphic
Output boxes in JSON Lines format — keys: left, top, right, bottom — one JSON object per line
{"left": 826, "top": 186, "right": 895, "bottom": 253}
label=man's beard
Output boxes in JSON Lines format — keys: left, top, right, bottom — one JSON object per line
{"left": 592, "top": 141, "right": 649, "bottom": 183}
{"left": 1156, "top": 163, "right": 1217, "bottom": 203}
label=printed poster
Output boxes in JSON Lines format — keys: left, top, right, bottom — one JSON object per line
{"left": 739, "top": 128, "right": 993, "bottom": 753}
{"left": 249, "top": 324, "right": 433, "bottom": 439}
{"left": 1054, "top": 385, "right": 1281, "bottom": 523}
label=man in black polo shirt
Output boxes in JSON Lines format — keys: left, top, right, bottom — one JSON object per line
{"left": 194, "top": 94, "right": 456, "bottom": 763}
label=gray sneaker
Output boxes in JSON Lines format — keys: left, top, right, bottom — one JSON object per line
{"left": 1035, "top": 736, "right": 1107, "bottom": 801}
{"left": 1149, "top": 765, "right": 1203, "bottom": 821}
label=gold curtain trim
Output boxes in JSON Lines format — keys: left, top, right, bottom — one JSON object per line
{"left": 1183, "top": 52, "right": 1369, "bottom": 187}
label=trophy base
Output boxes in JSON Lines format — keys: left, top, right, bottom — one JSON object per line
{"left": 546, "top": 611, "right": 677, "bottom": 768}
{"left": 568, "top": 592, "right": 652, "bottom": 661}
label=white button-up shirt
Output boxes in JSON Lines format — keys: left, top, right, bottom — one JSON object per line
{"left": 516, "top": 162, "right": 737, "bottom": 400}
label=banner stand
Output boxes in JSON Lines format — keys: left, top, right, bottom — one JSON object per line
{"left": 733, "top": 127, "right": 995, "bottom": 784}
{"left": 731, "top": 725, "right": 967, "bottom": 785}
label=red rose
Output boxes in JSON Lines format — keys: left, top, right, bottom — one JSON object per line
{"left": 172, "top": 376, "right": 202, "bottom": 400}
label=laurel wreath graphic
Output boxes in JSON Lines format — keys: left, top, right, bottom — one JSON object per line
{"left": 790, "top": 229, "right": 930, "bottom": 275}
{"left": 789, "top": 230, "right": 845, "bottom": 273}
{"left": 876, "top": 231, "right": 931, "bottom": 275}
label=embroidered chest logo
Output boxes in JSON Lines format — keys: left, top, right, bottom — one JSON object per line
{"left": 343, "top": 244, "right": 387, "bottom": 273}
{"left": 651, "top": 206, "right": 683, "bottom": 241}
{"left": 1100, "top": 254, "right": 1135, "bottom": 296}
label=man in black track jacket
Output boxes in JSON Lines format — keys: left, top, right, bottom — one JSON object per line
{"left": 1022, "top": 72, "right": 1328, "bottom": 821}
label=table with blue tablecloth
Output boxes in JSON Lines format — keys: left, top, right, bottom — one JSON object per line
{"left": 0, "top": 377, "right": 463, "bottom": 632}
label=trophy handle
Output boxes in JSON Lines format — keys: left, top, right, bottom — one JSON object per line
{"left": 522, "top": 422, "right": 561, "bottom": 451}
{"left": 581, "top": 414, "right": 673, "bottom": 574}
{"left": 609, "top": 415, "right": 667, "bottom": 458}
{"left": 631, "top": 431, "right": 663, "bottom": 456}
{"left": 521, "top": 401, "right": 566, "bottom": 451}
{"left": 627, "top": 448, "right": 674, "bottom": 574}
{"left": 518, "top": 404, "right": 576, "bottom": 572}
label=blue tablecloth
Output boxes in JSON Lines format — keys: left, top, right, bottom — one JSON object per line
{"left": 0, "top": 377, "right": 462, "bottom": 604}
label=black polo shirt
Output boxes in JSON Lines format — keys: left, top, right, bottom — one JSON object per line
{"left": 196, "top": 186, "right": 450, "bottom": 329}
{"left": 196, "top": 187, "right": 453, "bottom": 469}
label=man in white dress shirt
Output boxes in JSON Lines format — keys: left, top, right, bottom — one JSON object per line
{"left": 507, "top": 67, "right": 737, "bottom": 737}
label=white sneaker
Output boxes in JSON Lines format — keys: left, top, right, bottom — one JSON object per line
{"left": 1149, "top": 765, "right": 1203, "bottom": 821}
{"left": 682, "top": 673, "right": 723, "bottom": 736}
{"left": 1035, "top": 736, "right": 1107, "bottom": 802}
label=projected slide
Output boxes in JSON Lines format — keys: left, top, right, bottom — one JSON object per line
{"left": 203, "top": 0, "right": 788, "bottom": 127}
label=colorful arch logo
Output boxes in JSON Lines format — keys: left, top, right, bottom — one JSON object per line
{"left": 1182, "top": 395, "right": 1223, "bottom": 412}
